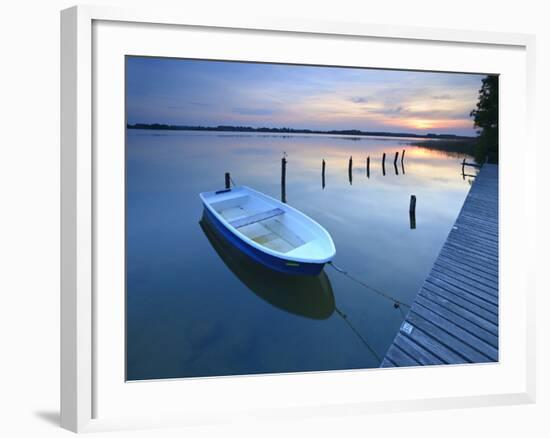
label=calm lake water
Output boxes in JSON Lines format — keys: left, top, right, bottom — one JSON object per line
{"left": 126, "top": 129, "right": 475, "bottom": 380}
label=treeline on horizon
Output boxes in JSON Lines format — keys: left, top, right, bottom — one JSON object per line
{"left": 126, "top": 123, "right": 475, "bottom": 140}
{"left": 408, "top": 138, "right": 478, "bottom": 156}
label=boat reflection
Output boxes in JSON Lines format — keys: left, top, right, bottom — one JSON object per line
{"left": 199, "top": 211, "right": 336, "bottom": 320}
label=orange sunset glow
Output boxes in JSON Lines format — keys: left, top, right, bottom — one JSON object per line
{"left": 127, "top": 58, "right": 485, "bottom": 137}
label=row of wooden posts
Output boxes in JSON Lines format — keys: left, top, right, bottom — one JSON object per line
{"left": 224, "top": 151, "right": 406, "bottom": 189}
{"left": 324, "top": 150, "right": 406, "bottom": 190}
{"left": 346, "top": 149, "right": 406, "bottom": 182}
{"left": 224, "top": 148, "right": 417, "bottom": 229}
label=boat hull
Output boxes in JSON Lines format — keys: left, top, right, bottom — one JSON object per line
{"left": 203, "top": 208, "right": 325, "bottom": 276}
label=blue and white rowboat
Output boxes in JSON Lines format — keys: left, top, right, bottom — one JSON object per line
{"left": 199, "top": 186, "right": 336, "bottom": 275}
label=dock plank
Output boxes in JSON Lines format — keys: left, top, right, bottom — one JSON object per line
{"left": 427, "top": 273, "right": 498, "bottom": 304}
{"left": 407, "top": 309, "right": 496, "bottom": 362}
{"left": 438, "top": 252, "right": 498, "bottom": 280}
{"left": 431, "top": 264, "right": 498, "bottom": 294}
{"left": 450, "top": 227, "right": 499, "bottom": 245}
{"left": 414, "top": 295, "right": 498, "bottom": 347}
{"left": 445, "top": 241, "right": 498, "bottom": 263}
{"left": 423, "top": 279, "right": 498, "bottom": 316}
{"left": 420, "top": 287, "right": 498, "bottom": 329}
{"left": 435, "top": 255, "right": 498, "bottom": 283}
{"left": 385, "top": 344, "right": 420, "bottom": 367}
{"left": 394, "top": 334, "right": 445, "bottom": 365}
{"left": 440, "top": 248, "right": 498, "bottom": 270}
{"left": 382, "top": 164, "right": 498, "bottom": 367}
{"left": 380, "top": 358, "right": 396, "bottom": 368}
{"left": 397, "top": 326, "right": 467, "bottom": 364}
{"left": 404, "top": 311, "right": 489, "bottom": 363}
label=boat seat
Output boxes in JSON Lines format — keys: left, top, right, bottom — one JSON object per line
{"left": 229, "top": 208, "right": 284, "bottom": 229}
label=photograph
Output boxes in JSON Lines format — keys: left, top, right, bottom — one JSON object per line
{"left": 124, "top": 56, "right": 499, "bottom": 381}
{"left": 1, "top": 0, "right": 543, "bottom": 435}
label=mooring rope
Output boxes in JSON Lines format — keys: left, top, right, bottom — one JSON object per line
{"left": 229, "top": 175, "right": 238, "bottom": 187}
{"left": 335, "top": 308, "right": 381, "bottom": 363}
{"left": 328, "top": 261, "right": 411, "bottom": 310}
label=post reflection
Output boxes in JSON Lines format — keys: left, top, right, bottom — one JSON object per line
{"left": 366, "top": 156, "right": 370, "bottom": 178}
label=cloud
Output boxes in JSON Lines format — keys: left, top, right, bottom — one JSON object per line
{"left": 232, "top": 107, "right": 275, "bottom": 116}
{"left": 167, "top": 102, "right": 211, "bottom": 110}
{"left": 375, "top": 106, "right": 404, "bottom": 115}
{"left": 364, "top": 105, "right": 470, "bottom": 120}
{"left": 126, "top": 57, "right": 484, "bottom": 135}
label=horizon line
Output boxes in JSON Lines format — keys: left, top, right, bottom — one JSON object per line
{"left": 127, "top": 122, "right": 477, "bottom": 139}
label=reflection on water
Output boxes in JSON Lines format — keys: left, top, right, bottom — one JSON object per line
{"left": 366, "top": 156, "right": 371, "bottom": 179}
{"left": 126, "top": 130, "right": 475, "bottom": 380}
{"left": 200, "top": 212, "right": 335, "bottom": 320}
{"left": 200, "top": 210, "right": 384, "bottom": 362}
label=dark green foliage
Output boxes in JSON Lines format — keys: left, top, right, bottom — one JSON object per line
{"left": 409, "top": 139, "right": 477, "bottom": 156}
{"left": 470, "top": 76, "right": 499, "bottom": 164}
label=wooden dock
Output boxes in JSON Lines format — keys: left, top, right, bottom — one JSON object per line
{"left": 381, "top": 164, "right": 499, "bottom": 367}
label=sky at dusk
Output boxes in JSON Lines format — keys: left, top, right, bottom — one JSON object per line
{"left": 126, "top": 56, "right": 486, "bottom": 136}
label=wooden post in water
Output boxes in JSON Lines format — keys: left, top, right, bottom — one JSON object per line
{"left": 322, "top": 159, "right": 326, "bottom": 189}
{"left": 382, "top": 152, "right": 386, "bottom": 176}
{"left": 401, "top": 149, "right": 405, "bottom": 164}
{"left": 394, "top": 151, "right": 399, "bottom": 166}
{"left": 281, "top": 155, "right": 287, "bottom": 203}
{"left": 366, "top": 156, "right": 370, "bottom": 178}
{"left": 225, "top": 172, "right": 231, "bottom": 189}
{"left": 348, "top": 156, "right": 353, "bottom": 185}
{"left": 409, "top": 195, "right": 417, "bottom": 229}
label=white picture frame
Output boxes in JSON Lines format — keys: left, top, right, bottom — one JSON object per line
{"left": 60, "top": 4, "right": 536, "bottom": 433}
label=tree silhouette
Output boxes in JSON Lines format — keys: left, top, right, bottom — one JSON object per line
{"left": 470, "top": 75, "right": 498, "bottom": 164}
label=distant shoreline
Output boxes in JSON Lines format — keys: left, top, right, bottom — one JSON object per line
{"left": 127, "top": 123, "right": 475, "bottom": 141}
